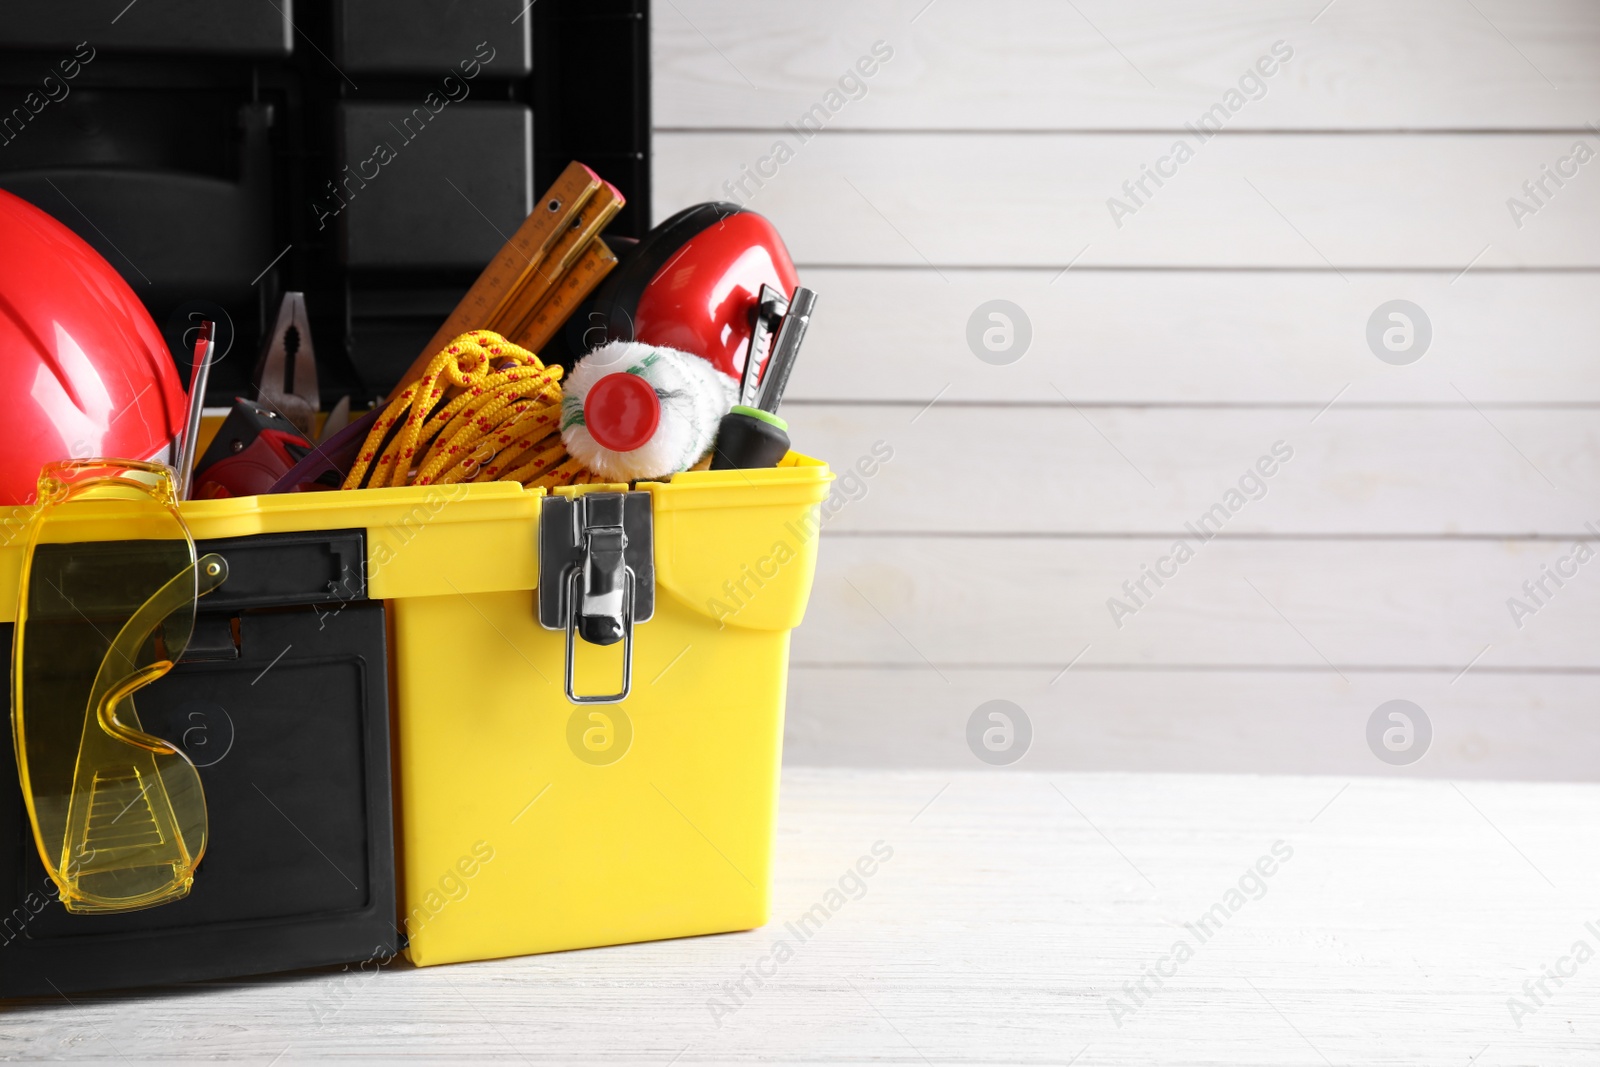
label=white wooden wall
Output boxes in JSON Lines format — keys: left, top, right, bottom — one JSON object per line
{"left": 651, "top": 0, "right": 1600, "bottom": 778}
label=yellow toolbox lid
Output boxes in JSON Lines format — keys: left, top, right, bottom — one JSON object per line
{"left": 0, "top": 455, "right": 833, "bottom": 628}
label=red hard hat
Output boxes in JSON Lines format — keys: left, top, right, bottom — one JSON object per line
{"left": 583, "top": 203, "right": 800, "bottom": 380}
{"left": 0, "top": 189, "right": 187, "bottom": 506}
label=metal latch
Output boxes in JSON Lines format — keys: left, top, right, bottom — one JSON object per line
{"left": 538, "top": 492, "right": 654, "bottom": 704}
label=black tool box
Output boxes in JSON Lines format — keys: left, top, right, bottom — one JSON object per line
{"left": 0, "top": 531, "right": 395, "bottom": 997}
{"left": 0, "top": 0, "right": 651, "bottom": 997}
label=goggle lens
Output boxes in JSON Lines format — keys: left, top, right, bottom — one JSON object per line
{"left": 14, "top": 462, "right": 226, "bottom": 913}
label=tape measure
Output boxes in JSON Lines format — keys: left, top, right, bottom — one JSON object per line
{"left": 402, "top": 161, "right": 623, "bottom": 385}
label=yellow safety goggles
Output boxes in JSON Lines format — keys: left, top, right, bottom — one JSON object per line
{"left": 12, "top": 461, "right": 227, "bottom": 913}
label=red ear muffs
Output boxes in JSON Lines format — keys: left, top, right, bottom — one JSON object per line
{"left": 570, "top": 202, "right": 800, "bottom": 381}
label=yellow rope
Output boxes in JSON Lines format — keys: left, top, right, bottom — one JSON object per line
{"left": 417, "top": 396, "right": 556, "bottom": 485}
{"left": 413, "top": 365, "right": 563, "bottom": 482}
{"left": 342, "top": 331, "right": 587, "bottom": 492}
{"left": 458, "top": 404, "right": 564, "bottom": 479}
{"left": 500, "top": 439, "right": 570, "bottom": 484}
{"left": 344, "top": 332, "right": 491, "bottom": 489}
{"left": 422, "top": 389, "right": 562, "bottom": 485}
{"left": 382, "top": 338, "right": 497, "bottom": 487}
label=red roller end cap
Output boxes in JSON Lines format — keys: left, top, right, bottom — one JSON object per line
{"left": 584, "top": 373, "right": 661, "bottom": 453}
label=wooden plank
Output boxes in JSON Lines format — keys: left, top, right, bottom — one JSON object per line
{"left": 9, "top": 770, "right": 1600, "bottom": 1063}
{"left": 654, "top": 132, "right": 1600, "bottom": 268}
{"left": 789, "top": 405, "right": 1600, "bottom": 535}
{"left": 785, "top": 667, "right": 1600, "bottom": 780}
{"left": 782, "top": 269, "right": 1600, "bottom": 403}
{"left": 793, "top": 536, "right": 1600, "bottom": 668}
{"left": 656, "top": 0, "right": 1600, "bottom": 130}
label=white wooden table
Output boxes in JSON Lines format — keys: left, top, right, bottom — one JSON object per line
{"left": 3, "top": 768, "right": 1597, "bottom": 1065}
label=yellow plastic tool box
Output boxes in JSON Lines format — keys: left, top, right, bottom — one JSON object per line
{"left": 390, "top": 456, "right": 832, "bottom": 964}
{"left": 0, "top": 454, "right": 831, "bottom": 970}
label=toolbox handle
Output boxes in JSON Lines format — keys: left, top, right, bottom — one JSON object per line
{"left": 562, "top": 564, "right": 635, "bottom": 704}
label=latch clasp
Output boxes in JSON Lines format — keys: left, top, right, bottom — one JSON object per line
{"left": 538, "top": 492, "right": 654, "bottom": 704}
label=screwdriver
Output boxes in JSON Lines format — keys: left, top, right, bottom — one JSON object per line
{"left": 711, "top": 286, "right": 817, "bottom": 471}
